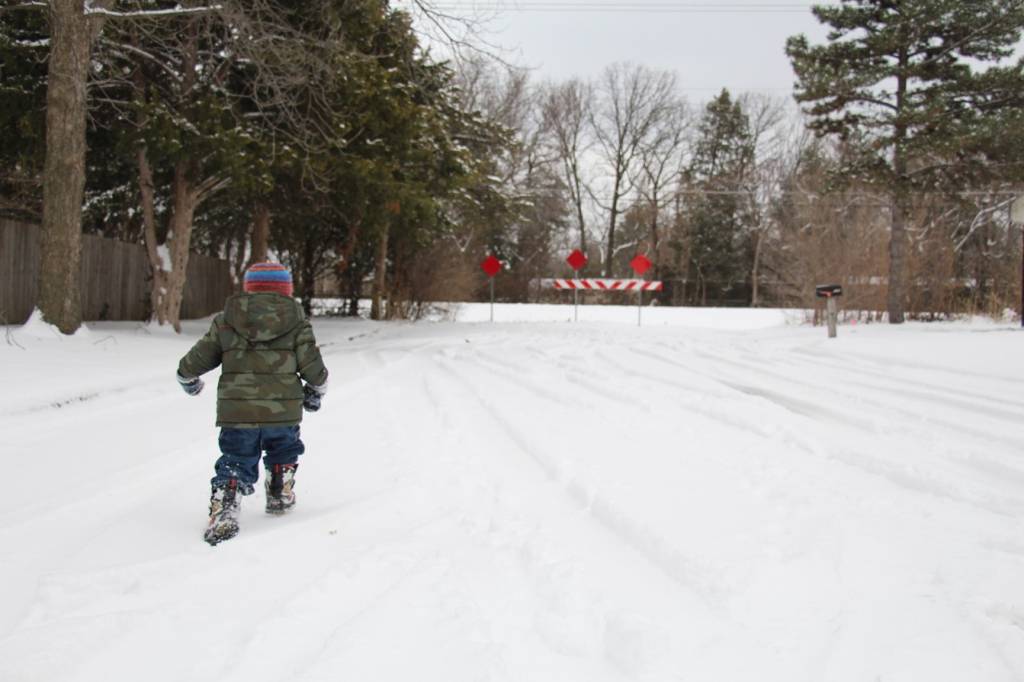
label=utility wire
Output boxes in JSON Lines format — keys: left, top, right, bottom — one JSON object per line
{"left": 426, "top": 2, "right": 821, "bottom": 13}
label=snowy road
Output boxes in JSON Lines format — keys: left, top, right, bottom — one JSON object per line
{"left": 2, "top": 308, "right": 1023, "bottom": 681}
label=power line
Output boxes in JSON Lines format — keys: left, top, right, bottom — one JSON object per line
{"left": 675, "top": 87, "right": 795, "bottom": 92}
{"left": 426, "top": 1, "right": 822, "bottom": 13}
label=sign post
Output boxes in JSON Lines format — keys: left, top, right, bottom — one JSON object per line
{"left": 481, "top": 255, "right": 502, "bottom": 323}
{"left": 815, "top": 284, "right": 843, "bottom": 338}
{"left": 566, "top": 249, "right": 588, "bottom": 322}
{"left": 1012, "top": 197, "right": 1024, "bottom": 328}
{"left": 629, "top": 254, "right": 653, "bottom": 327}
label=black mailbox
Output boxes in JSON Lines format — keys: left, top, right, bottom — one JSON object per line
{"left": 815, "top": 284, "right": 843, "bottom": 298}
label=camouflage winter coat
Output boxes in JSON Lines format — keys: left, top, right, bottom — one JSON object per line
{"left": 178, "top": 293, "right": 329, "bottom": 427}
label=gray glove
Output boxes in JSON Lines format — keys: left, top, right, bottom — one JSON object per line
{"left": 303, "top": 380, "right": 326, "bottom": 412}
{"left": 177, "top": 371, "right": 204, "bottom": 396}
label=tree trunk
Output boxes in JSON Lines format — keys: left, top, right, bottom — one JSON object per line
{"left": 231, "top": 231, "right": 248, "bottom": 291}
{"left": 136, "top": 16, "right": 214, "bottom": 332}
{"left": 572, "top": 166, "right": 588, "bottom": 261}
{"left": 388, "top": 249, "right": 404, "bottom": 321}
{"left": 38, "top": 0, "right": 93, "bottom": 334}
{"left": 604, "top": 174, "right": 622, "bottom": 277}
{"left": 300, "top": 255, "right": 315, "bottom": 318}
{"left": 137, "top": 145, "right": 168, "bottom": 324}
{"left": 347, "top": 268, "right": 362, "bottom": 317}
{"left": 334, "top": 219, "right": 363, "bottom": 280}
{"left": 346, "top": 260, "right": 366, "bottom": 315}
{"left": 160, "top": 162, "right": 199, "bottom": 333}
{"left": 576, "top": 201, "right": 588, "bottom": 259}
{"left": 751, "top": 227, "right": 764, "bottom": 307}
{"left": 249, "top": 202, "right": 270, "bottom": 265}
{"left": 649, "top": 192, "right": 661, "bottom": 268}
{"left": 888, "top": 41, "right": 909, "bottom": 324}
{"left": 370, "top": 226, "right": 389, "bottom": 321}
{"left": 888, "top": 197, "right": 908, "bottom": 323}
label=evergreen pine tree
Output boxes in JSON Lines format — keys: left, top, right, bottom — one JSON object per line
{"left": 684, "top": 89, "right": 754, "bottom": 306}
{"left": 0, "top": 9, "right": 48, "bottom": 223}
{"left": 787, "top": 0, "right": 1024, "bottom": 323}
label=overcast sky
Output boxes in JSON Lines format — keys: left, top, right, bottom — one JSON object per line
{"left": 407, "top": 1, "right": 833, "bottom": 101}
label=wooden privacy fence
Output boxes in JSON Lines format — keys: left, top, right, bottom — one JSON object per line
{"left": 1, "top": 219, "right": 235, "bottom": 325}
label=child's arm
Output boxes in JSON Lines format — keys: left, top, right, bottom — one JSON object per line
{"left": 295, "top": 320, "right": 328, "bottom": 388}
{"left": 176, "top": 319, "right": 224, "bottom": 395}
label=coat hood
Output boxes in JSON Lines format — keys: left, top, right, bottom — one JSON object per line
{"left": 223, "top": 293, "right": 302, "bottom": 343}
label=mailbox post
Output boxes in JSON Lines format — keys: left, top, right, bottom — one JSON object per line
{"left": 1012, "top": 196, "right": 1024, "bottom": 328}
{"left": 815, "top": 284, "right": 843, "bottom": 338}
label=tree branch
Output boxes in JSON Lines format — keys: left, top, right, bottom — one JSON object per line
{"left": 84, "top": 5, "right": 222, "bottom": 20}
{"left": 0, "top": 2, "right": 46, "bottom": 13}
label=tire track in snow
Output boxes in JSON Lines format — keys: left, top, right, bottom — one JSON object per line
{"left": 622, "top": 344, "right": 1024, "bottom": 519}
{"left": 440, "top": 345, "right": 602, "bottom": 411}
{"left": 788, "top": 347, "right": 1024, "bottom": 412}
{"left": 688, "top": 348, "right": 1024, "bottom": 490}
{"left": 238, "top": 517, "right": 458, "bottom": 682}
{"left": 647, "top": 337, "right": 1024, "bottom": 462}
{"left": 386, "top": 362, "right": 694, "bottom": 674}
{"left": 470, "top": 340, "right": 792, "bottom": 451}
{"left": 463, "top": 344, "right": 679, "bottom": 423}
{"left": 638, "top": 343, "right": 1024, "bottom": 453}
{"left": 430, "top": 353, "right": 729, "bottom": 606}
{"left": 794, "top": 341, "right": 1020, "bottom": 386}
{"left": 590, "top": 346, "right": 815, "bottom": 442}
{"left": 1, "top": 375, "right": 177, "bottom": 418}
{"left": 724, "top": 345, "right": 1024, "bottom": 425}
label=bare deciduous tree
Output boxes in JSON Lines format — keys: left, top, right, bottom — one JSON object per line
{"left": 4, "top": 0, "right": 221, "bottom": 333}
{"left": 738, "top": 93, "right": 788, "bottom": 306}
{"left": 590, "top": 62, "right": 676, "bottom": 276}
{"left": 35, "top": 0, "right": 109, "bottom": 333}
{"left": 635, "top": 99, "right": 688, "bottom": 277}
{"left": 541, "top": 78, "right": 593, "bottom": 263}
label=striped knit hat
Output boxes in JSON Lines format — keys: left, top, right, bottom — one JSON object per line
{"left": 243, "top": 262, "right": 294, "bottom": 297}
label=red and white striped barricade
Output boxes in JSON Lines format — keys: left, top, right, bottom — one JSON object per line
{"left": 543, "top": 278, "right": 663, "bottom": 326}
{"left": 549, "top": 278, "right": 663, "bottom": 292}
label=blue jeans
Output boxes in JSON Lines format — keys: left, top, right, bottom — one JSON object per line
{"left": 213, "top": 426, "right": 305, "bottom": 494}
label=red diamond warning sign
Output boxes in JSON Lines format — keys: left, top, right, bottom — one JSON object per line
{"left": 630, "top": 254, "right": 652, "bottom": 276}
{"left": 481, "top": 255, "right": 502, "bottom": 278}
{"left": 566, "top": 249, "right": 587, "bottom": 272}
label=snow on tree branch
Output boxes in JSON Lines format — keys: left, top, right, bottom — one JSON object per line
{"left": 0, "top": 1, "right": 47, "bottom": 13}
{"left": 84, "top": 4, "right": 222, "bottom": 19}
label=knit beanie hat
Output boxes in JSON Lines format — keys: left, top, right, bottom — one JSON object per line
{"left": 243, "top": 262, "right": 294, "bottom": 297}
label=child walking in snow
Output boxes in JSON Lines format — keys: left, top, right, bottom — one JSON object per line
{"left": 176, "top": 262, "right": 329, "bottom": 545}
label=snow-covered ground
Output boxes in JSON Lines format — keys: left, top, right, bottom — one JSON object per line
{"left": 2, "top": 304, "right": 1023, "bottom": 682}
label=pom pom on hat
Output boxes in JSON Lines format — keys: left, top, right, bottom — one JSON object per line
{"left": 244, "top": 262, "right": 294, "bottom": 297}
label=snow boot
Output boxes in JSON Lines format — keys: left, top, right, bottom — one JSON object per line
{"left": 204, "top": 479, "right": 241, "bottom": 546}
{"left": 265, "top": 463, "right": 297, "bottom": 515}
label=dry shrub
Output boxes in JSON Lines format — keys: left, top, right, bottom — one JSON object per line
{"left": 388, "top": 243, "right": 478, "bottom": 320}
{"left": 767, "top": 195, "right": 890, "bottom": 310}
